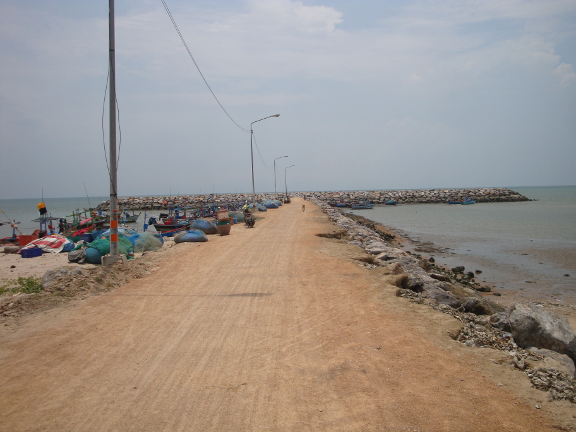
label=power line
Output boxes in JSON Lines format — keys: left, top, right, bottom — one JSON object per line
{"left": 252, "top": 131, "right": 272, "bottom": 170}
{"left": 160, "top": 0, "right": 250, "bottom": 133}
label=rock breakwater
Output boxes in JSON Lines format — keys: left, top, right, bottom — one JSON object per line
{"left": 309, "top": 187, "right": 529, "bottom": 204}
{"left": 98, "top": 187, "right": 528, "bottom": 210}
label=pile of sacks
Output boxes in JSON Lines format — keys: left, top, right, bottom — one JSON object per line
{"left": 68, "top": 228, "right": 164, "bottom": 264}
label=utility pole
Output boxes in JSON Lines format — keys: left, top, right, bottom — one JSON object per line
{"left": 103, "top": 0, "right": 125, "bottom": 266}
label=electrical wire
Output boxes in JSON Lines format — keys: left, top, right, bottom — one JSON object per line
{"left": 160, "top": 0, "right": 250, "bottom": 133}
{"left": 101, "top": 66, "right": 122, "bottom": 196}
{"left": 252, "top": 131, "right": 272, "bottom": 170}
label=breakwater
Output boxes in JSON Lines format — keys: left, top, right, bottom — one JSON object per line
{"left": 98, "top": 187, "right": 528, "bottom": 210}
{"left": 308, "top": 187, "right": 529, "bottom": 204}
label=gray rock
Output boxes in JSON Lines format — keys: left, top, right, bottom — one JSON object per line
{"left": 364, "top": 242, "right": 388, "bottom": 255}
{"left": 402, "top": 274, "right": 425, "bottom": 292}
{"left": 461, "top": 297, "right": 480, "bottom": 313}
{"left": 422, "top": 285, "right": 461, "bottom": 308}
{"left": 461, "top": 297, "right": 503, "bottom": 316}
{"left": 451, "top": 266, "right": 465, "bottom": 274}
{"left": 41, "top": 267, "right": 72, "bottom": 289}
{"left": 528, "top": 347, "right": 576, "bottom": 378}
{"left": 430, "top": 273, "right": 451, "bottom": 282}
{"left": 490, "top": 312, "right": 512, "bottom": 332}
{"left": 510, "top": 303, "right": 576, "bottom": 363}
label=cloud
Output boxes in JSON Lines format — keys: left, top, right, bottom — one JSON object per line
{"left": 1, "top": 0, "right": 575, "bottom": 199}
{"left": 553, "top": 63, "right": 576, "bottom": 86}
{"left": 246, "top": 0, "right": 342, "bottom": 33}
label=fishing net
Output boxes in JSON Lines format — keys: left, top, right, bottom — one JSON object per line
{"left": 190, "top": 219, "right": 217, "bottom": 234}
{"left": 228, "top": 211, "right": 245, "bottom": 222}
{"left": 174, "top": 230, "right": 209, "bottom": 243}
{"left": 128, "top": 232, "right": 164, "bottom": 252}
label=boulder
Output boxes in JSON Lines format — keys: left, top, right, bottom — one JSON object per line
{"left": 430, "top": 273, "right": 451, "bottom": 283}
{"left": 41, "top": 267, "right": 72, "bottom": 290}
{"left": 364, "top": 242, "right": 388, "bottom": 255}
{"left": 510, "top": 303, "right": 576, "bottom": 363}
{"left": 422, "top": 285, "right": 461, "bottom": 308}
{"left": 402, "top": 274, "right": 425, "bottom": 292}
{"left": 461, "top": 297, "right": 503, "bottom": 316}
{"left": 385, "top": 263, "right": 405, "bottom": 275}
{"left": 528, "top": 347, "right": 575, "bottom": 378}
{"left": 490, "top": 312, "right": 512, "bottom": 332}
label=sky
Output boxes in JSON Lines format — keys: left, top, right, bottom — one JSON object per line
{"left": 1, "top": 0, "right": 575, "bottom": 199}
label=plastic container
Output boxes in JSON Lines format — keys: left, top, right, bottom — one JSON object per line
{"left": 81, "top": 233, "right": 93, "bottom": 243}
{"left": 216, "top": 210, "right": 229, "bottom": 220}
{"left": 18, "top": 234, "right": 38, "bottom": 247}
{"left": 216, "top": 224, "right": 231, "bottom": 236}
{"left": 233, "top": 218, "right": 237, "bottom": 225}
{"left": 22, "top": 247, "right": 42, "bottom": 258}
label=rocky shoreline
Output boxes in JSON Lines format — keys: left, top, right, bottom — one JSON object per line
{"left": 97, "top": 187, "right": 529, "bottom": 210}
{"left": 310, "top": 196, "right": 576, "bottom": 404}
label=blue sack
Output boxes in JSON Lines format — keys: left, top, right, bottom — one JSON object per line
{"left": 174, "top": 230, "right": 209, "bottom": 243}
{"left": 190, "top": 219, "right": 217, "bottom": 234}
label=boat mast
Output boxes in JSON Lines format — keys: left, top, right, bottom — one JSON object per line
{"left": 104, "top": 0, "right": 122, "bottom": 265}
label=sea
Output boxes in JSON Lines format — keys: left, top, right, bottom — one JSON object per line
{"left": 2, "top": 187, "right": 575, "bottom": 304}
{"left": 343, "top": 186, "right": 576, "bottom": 305}
{"left": 0, "top": 196, "right": 111, "bottom": 239}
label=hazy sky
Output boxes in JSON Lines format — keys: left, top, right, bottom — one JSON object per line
{"left": 1, "top": 0, "right": 575, "bottom": 199}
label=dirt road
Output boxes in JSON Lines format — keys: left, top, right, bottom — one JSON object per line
{"left": 0, "top": 199, "right": 564, "bottom": 431}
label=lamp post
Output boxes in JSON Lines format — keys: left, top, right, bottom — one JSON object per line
{"left": 285, "top": 164, "right": 295, "bottom": 198}
{"left": 274, "top": 155, "right": 288, "bottom": 199}
{"left": 250, "top": 114, "right": 280, "bottom": 207}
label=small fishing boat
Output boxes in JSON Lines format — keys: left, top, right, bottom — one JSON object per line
{"left": 448, "top": 201, "right": 462, "bottom": 205}
{"left": 350, "top": 200, "right": 374, "bottom": 209}
{"left": 384, "top": 200, "right": 397, "bottom": 205}
{"left": 153, "top": 219, "right": 190, "bottom": 232}
{"left": 328, "top": 200, "right": 348, "bottom": 208}
{"left": 461, "top": 199, "right": 476, "bottom": 205}
{"left": 122, "top": 211, "right": 141, "bottom": 223}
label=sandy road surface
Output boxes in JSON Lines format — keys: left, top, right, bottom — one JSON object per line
{"left": 0, "top": 199, "right": 563, "bottom": 431}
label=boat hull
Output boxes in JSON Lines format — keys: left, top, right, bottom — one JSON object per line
{"left": 153, "top": 222, "right": 190, "bottom": 232}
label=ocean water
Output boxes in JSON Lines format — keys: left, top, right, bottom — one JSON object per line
{"left": 0, "top": 196, "right": 110, "bottom": 239}
{"left": 345, "top": 186, "right": 576, "bottom": 304}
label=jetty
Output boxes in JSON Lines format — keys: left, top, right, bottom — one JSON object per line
{"left": 0, "top": 198, "right": 564, "bottom": 431}
{"left": 97, "top": 187, "right": 529, "bottom": 211}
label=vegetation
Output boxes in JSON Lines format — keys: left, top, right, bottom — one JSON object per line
{"left": 0, "top": 277, "right": 43, "bottom": 296}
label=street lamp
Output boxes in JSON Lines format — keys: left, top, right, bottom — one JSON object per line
{"left": 250, "top": 114, "right": 280, "bottom": 207}
{"left": 285, "top": 164, "right": 295, "bottom": 198}
{"left": 274, "top": 155, "right": 288, "bottom": 199}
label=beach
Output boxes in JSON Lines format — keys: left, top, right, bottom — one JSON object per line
{"left": 0, "top": 198, "right": 575, "bottom": 431}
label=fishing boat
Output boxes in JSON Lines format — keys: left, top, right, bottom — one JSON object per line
{"left": 461, "top": 199, "right": 476, "bottom": 205}
{"left": 350, "top": 200, "right": 374, "bottom": 209}
{"left": 448, "top": 201, "right": 462, "bottom": 204}
{"left": 122, "top": 211, "right": 141, "bottom": 223}
{"left": 328, "top": 200, "right": 348, "bottom": 208}
{"left": 153, "top": 220, "right": 190, "bottom": 232}
{"left": 384, "top": 200, "right": 397, "bottom": 205}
